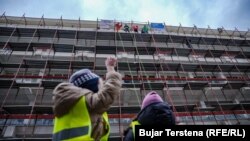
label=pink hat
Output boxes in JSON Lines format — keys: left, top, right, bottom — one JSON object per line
{"left": 141, "top": 91, "right": 163, "bottom": 109}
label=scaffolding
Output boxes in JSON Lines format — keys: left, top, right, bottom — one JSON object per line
{"left": 0, "top": 14, "right": 250, "bottom": 140}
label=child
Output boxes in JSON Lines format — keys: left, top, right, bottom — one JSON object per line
{"left": 123, "top": 91, "right": 175, "bottom": 141}
{"left": 52, "top": 57, "right": 122, "bottom": 141}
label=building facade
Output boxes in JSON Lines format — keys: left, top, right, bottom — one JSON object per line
{"left": 0, "top": 14, "right": 250, "bottom": 140}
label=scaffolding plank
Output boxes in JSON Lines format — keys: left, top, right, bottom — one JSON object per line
{"left": 23, "top": 59, "right": 95, "bottom": 69}
{"left": 2, "top": 105, "right": 53, "bottom": 114}
{"left": 0, "top": 63, "right": 26, "bottom": 68}
{"left": 174, "top": 104, "right": 196, "bottom": 112}
{"left": 1, "top": 41, "right": 248, "bottom": 59}
{"left": 108, "top": 106, "right": 140, "bottom": 114}
{"left": 122, "top": 83, "right": 141, "bottom": 88}
{"left": 205, "top": 50, "right": 224, "bottom": 57}
{"left": 224, "top": 81, "right": 246, "bottom": 89}
{"left": 9, "top": 42, "right": 34, "bottom": 51}
{"left": 170, "top": 35, "right": 185, "bottom": 43}
{"left": 116, "top": 33, "right": 134, "bottom": 41}
{"left": 212, "top": 103, "right": 241, "bottom": 111}
{"left": 143, "top": 82, "right": 165, "bottom": 90}
{"left": 57, "top": 30, "right": 76, "bottom": 38}
{"left": 117, "top": 62, "right": 138, "bottom": 71}
{"left": 208, "top": 82, "right": 226, "bottom": 87}
{"left": 203, "top": 101, "right": 249, "bottom": 111}
{"left": 198, "top": 64, "right": 217, "bottom": 72}
{"left": 180, "top": 63, "right": 198, "bottom": 72}
{"left": 135, "top": 46, "right": 156, "bottom": 55}
{"left": 0, "top": 27, "right": 17, "bottom": 36}
{"left": 25, "top": 59, "right": 46, "bottom": 68}
{"left": 96, "top": 46, "right": 116, "bottom": 54}
{"left": 42, "top": 81, "right": 60, "bottom": 89}
{"left": 2, "top": 104, "right": 197, "bottom": 114}
{"left": 235, "top": 52, "right": 250, "bottom": 58}
{"left": 78, "top": 31, "right": 96, "bottom": 40}
{"left": 231, "top": 65, "right": 249, "bottom": 72}
{"left": 134, "top": 33, "right": 151, "bottom": 42}
{"left": 75, "top": 46, "right": 95, "bottom": 52}
{"left": 1, "top": 61, "right": 248, "bottom": 73}
{"left": 18, "top": 83, "right": 39, "bottom": 87}
{"left": 97, "top": 32, "right": 115, "bottom": 40}
{"left": 17, "top": 28, "right": 37, "bottom": 37}
{"left": 140, "top": 63, "right": 160, "bottom": 71}
{"left": 71, "top": 61, "right": 94, "bottom": 69}
{"left": 37, "top": 29, "right": 57, "bottom": 38}
{"left": 1, "top": 26, "right": 249, "bottom": 48}
{"left": 184, "top": 81, "right": 208, "bottom": 90}
{"left": 167, "top": 82, "right": 186, "bottom": 87}
{"left": 0, "top": 79, "right": 18, "bottom": 88}
{"left": 53, "top": 44, "right": 74, "bottom": 53}
{"left": 214, "top": 64, "right": 234, "bottom": 72}
{"left": 152, "top": 34, "right": 167, "bottom": 42}
{"left": 161, "top": 63, "right": 179, "bottom": 71}
{"left": 174, "top": 48, "right": 191, "bottom": 56}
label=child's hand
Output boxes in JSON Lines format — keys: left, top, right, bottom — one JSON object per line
{"left": 105, "top": 56, "right": 117, "bottom": 72}
{"left": 105, "top": 56, "right": 117, "bottom": 67}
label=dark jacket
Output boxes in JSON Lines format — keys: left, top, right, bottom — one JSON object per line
{"left": 123, "top": 102, "right": 175, "bottom": 141}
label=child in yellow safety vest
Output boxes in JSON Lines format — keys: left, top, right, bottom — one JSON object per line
{"left": 52, "top": 56, "right": 122, "bottom": 141}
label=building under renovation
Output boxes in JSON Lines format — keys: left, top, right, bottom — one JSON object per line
{"left": 0, "top": 14, "right": 250, "bottom": 140}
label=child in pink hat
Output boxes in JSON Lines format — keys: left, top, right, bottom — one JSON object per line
{"left": 141, "top": 91, "right": 164, "bottom": 109}
{"left": 124, "top": 91, "right": 175, "bottom": 141}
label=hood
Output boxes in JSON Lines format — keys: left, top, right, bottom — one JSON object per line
{"left": 52, "top": 82, "right": 90, "bottom": 117}
{"left": 136, "top": 102, "right": 176, "bottom": 125}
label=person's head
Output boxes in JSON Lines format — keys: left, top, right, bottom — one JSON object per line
{"left": 141, "top": 91, "right": 163, "bottom": 109}
{"left": 69, "top": 69, "right": 103, "bottom": 93}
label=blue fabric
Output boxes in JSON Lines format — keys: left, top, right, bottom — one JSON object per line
{"left": 79, "top": 77, "right": 99, "bottom": 93}
{"left": 150, "top": 23, "right": 164, "bottom": 29}
{"left": 69, "top": 69, "right": 100, "bottom": 93}
{"left": 123, "top": 128, "right": 133, "bottom": 141}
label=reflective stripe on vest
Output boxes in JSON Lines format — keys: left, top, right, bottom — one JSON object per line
{"left": 53, "top": 96, "right": 110, "bottom": 141}
{"left": 52, "top": 126, "right": 89, "bottom": 141}
{"left": 129, "top": 120, "right": 140, "bottom": 140}
{"left": 53, "top": 96, "right": 92, "bottom": 141}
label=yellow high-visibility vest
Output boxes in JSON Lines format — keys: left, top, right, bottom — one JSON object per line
{"left": 129, "top": 120, "right": 140, "bottom": 140}
{"left": 53, "top": 96, "right": 110, "bottom": 141}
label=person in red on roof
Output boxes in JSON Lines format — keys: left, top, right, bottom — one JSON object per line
{"left": 132, "top": 25, "right": 138, "bottom": 33}
{"left": 115, "top": 22, "right": 122, "bottom": 32}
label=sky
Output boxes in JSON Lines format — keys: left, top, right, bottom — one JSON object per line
{"left": 0, "top": 0, "right": 249, "bottom": 31}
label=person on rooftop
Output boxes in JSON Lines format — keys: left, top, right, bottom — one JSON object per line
{"left": 141, "top": 25, "right": 149, "bottom": 33}
{"left": 124, "top": 24, "right": 130, "bottom": 32}
{"left": 115, "top": 22, "right": 123, "bottom": 32}
{"left": 132, "top": 25, "right": 138, "bottom": 33}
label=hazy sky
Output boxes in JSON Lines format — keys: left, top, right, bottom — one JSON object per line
{"left": 0, "top": 0, "right": 249, "bottom": 30}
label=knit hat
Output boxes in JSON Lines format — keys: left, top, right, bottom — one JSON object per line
{"left": 69, "top": 69, "right": 100, "bottom": 93}
{"left": 141, "top": 91, "right": 163, "bottom": 109}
